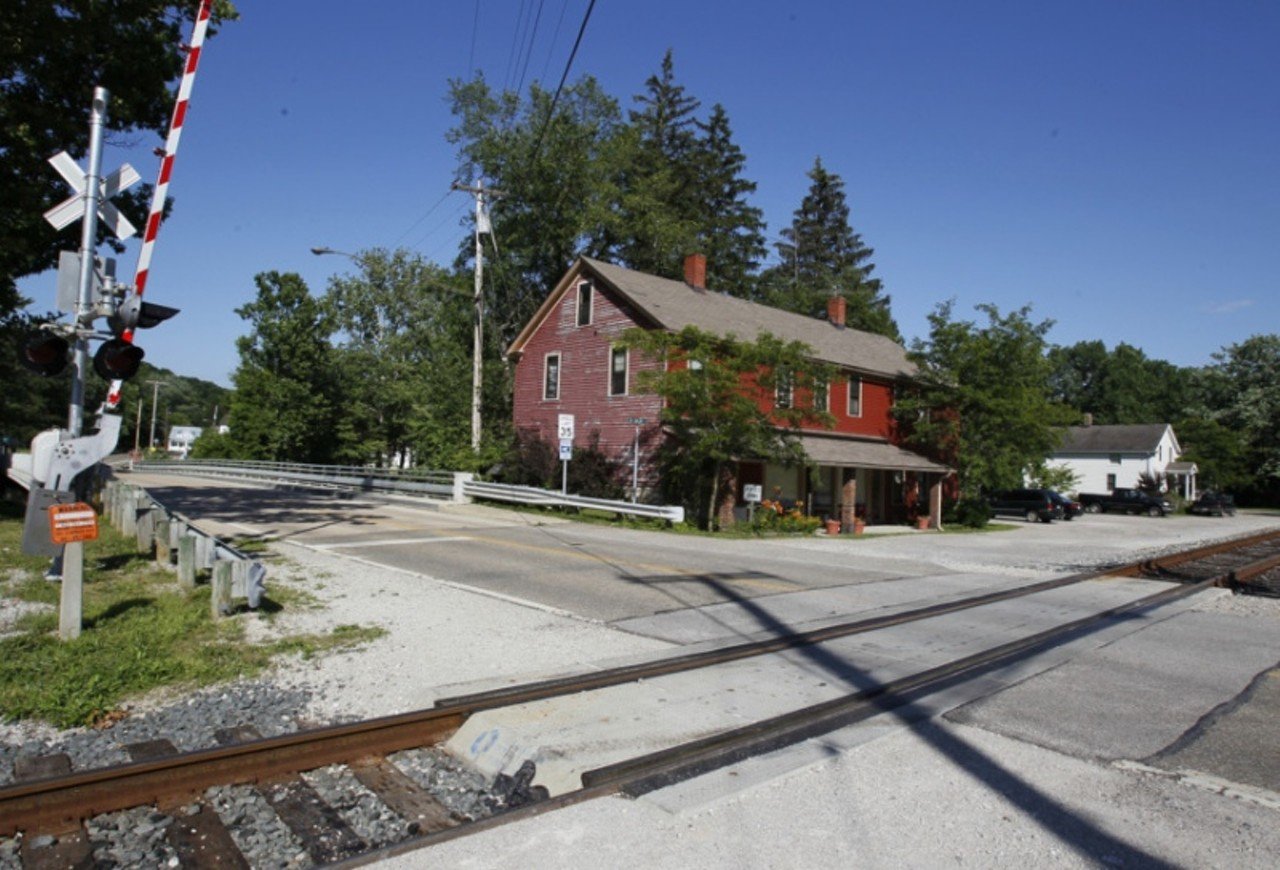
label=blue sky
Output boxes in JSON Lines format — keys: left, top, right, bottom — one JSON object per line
{"left": 21, "top": 0, "right": 1279, "bottom": 387}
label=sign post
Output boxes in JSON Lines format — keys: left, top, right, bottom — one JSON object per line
{"left": 743, "top": 483, "right": 763, "bottom": 526}
{"left": 627, "top": 417, "right": 648, "bottom": 503}
{"left": 557, "top": 414, "right": 574, "bottom": 495}
{"left": 48, "top": 503, "right": 98, "bottom": 640}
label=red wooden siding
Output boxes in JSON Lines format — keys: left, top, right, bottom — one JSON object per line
{"left": 512, "top": 273, "right": 664, "bottom": 476}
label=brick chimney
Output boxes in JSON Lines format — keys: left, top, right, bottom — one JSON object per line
{"left": 827, "top": 294, "right": 847, "bottom": 328}
{"left": 683, "top": 253, "right": 706, "bottom": 290}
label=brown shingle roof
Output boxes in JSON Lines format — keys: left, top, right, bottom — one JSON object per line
{"left": 578, "top": 257, "right": 918, "bottom": 380}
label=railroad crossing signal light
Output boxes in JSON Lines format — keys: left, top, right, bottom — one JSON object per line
{"left": 107, "top": 294, "right": 180, "bottom": 334}
{"left": 20, "top": 333, "right": 71, "bottom": 377}
{"left": 93, "top": 337, "right": 145, "bottom": 380}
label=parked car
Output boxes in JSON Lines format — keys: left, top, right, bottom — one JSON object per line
{"left": 989, "top": 489, "right": 1062, "bottom": 523}
{"left": 1047, "top": 490, "right": 1083, "bottom": 520}
{"left": 1188, "top": 491, "right": 1236, "bottom": 517}
{"left": 1077, "top": 488, "right": 1173, "bottom": 516}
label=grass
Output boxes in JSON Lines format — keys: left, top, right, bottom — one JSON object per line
{"left": 0, "top": 496, "right": 385, "bottom": 729}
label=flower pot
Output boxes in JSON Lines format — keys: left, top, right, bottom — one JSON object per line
{"left": 824, "top": 519, "right": 841, "bottom": 536}
{"left": 915, "top": 517, "right": 930, "bottom": 531}
{"left": 852, "top": 520, "right": 866, "bottom": 536}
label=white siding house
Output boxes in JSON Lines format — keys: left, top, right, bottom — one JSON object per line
{"left": 1048, "top": 423, "right": 1197, "bottom": 498}
{"left": 167, "top": 426, "right": 203, "bottom": 457}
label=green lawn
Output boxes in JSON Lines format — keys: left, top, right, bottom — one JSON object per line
{"left": 0, "top": 496, "right": 383, "bottom": 728}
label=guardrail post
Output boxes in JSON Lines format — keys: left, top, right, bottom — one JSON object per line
{"left": 135, "top": 505, "right": 155, "bottom": 554}
{"left": 155, "top": 519, "right": 172, "bottom": 566}
{"left": 121, "top": 488, "right": 139, "bottom": 537}
{"left": 195, "top": 535, "right": 213, "bottom": 571}
{"left": 453, "top": 472, "right": 474, "bottom": 503}
{"left": 211, "top": 561, "right": 233, "bottom": 617}
{"left": 177, "top": 535, "right": 196, "bottom": 588}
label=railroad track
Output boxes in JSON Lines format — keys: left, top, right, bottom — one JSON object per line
{"left": 3, "top": 530, "right": 1279, "bottom": 868}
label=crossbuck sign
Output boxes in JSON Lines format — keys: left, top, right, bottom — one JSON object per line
{"left": 43, "top": 150, "right": 139, "bottom": 240}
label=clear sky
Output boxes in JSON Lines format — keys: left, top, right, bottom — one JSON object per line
{"left": 20, "top": 0, "right": 1280, "bottom": 388}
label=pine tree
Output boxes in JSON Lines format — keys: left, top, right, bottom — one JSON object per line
{"left": 764, "top": 158, "right": 899, "bottom": 340}
{"left": 614, "top": 50, "right": 703, "bottom": 277}
{"left": 690, "top": 104, "right": 766, "bottom": 296}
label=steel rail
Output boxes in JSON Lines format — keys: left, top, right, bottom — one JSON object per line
{"left": 349, "top": 537, "right": 1280, "bottom": 867}
{"left": 3, "top": 530, "right": 1277, "bottom": 840}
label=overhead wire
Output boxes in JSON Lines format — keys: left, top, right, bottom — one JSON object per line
{"left": 513, "top": 0, "right": 546, "bottom": 97}
{"left": 539, "top": 0, "right": 572, "bottom": 85}
{"left": 528, "top": 0, "right": 598, "bottom": 166}
{"left": 467, "top": 0, "right": 481, "bottom": 77}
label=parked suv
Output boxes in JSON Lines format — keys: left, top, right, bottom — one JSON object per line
{"left": 989, "top": 489, "right": 1062, "bottom": 523}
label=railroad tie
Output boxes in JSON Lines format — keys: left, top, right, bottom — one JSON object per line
{"left": 13, "top": 753, "right": 94, "bottom": 870}
{"left": 263, "top": 777, "right": 368, "bottom": 865}
{"left": 349, "top": 757, "right": 462, "bottom": 835}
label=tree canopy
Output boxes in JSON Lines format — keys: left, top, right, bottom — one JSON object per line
{"left": 619, "top": 325, "right": 833, "bottom": 528}
{"left": 896, "top": 301, "right": 1075, "bottom": 523}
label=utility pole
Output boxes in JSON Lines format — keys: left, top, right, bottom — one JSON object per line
{"left": 452, "top": 180, "right": 503, "bottom": 452}
{"left": 134, "top": 392, "right": 144, "bottom": 455}
{"left": 146, "top": 379, "right": 166, "bottom": 451}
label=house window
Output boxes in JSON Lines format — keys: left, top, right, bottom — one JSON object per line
{"left": 775, "top": 370, "right": 793, "bottom": 410}
{"left": 609, "top": 346, "right": 628, "bottom": 396}
{"left": 847, "top": 377, "right": 862, "bottom": 417}
{"left": 1106, "top": 473, "right": 1117, "bottom": 489}
{"left": 544, "top": 352, "right": 560, "bottom": 400}
{"left": 576, "top": 281, "right": 592, "bottom": 327}
{"left": 813, "top": 377, "right": 828, "bottom": 411}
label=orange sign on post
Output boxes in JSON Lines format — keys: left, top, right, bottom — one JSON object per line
{"left": 48, "top": 502, "right": 99, "bottom": 545}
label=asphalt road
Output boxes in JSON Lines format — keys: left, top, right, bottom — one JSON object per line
{"left": 124, "top": 472, "right": 937, "bottom": 623}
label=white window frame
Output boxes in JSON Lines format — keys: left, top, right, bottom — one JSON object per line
{"left": 847, "top": 376, "right": 863, "bottom": 418}
{"left": 775, "top": 370, "right": 793, "bottom": 410}
{"left": 576, "top": 281, "right": 592, "bottom": 327}
{"left": 813, "top": 377, "right": 829, "bottom": 412}
{"left": 609, "top": 345, "right": 629, "bottom": 396}
{"left": 543, "top": 352, "right": 561, "bottom": 400}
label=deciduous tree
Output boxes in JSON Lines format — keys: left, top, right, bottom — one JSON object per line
{"left": 619, "top": 325, "right": 833, "bottom": 529}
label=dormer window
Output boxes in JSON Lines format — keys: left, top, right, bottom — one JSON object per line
{"left": 576, "top": 281, "right": 593, "bottom": 326}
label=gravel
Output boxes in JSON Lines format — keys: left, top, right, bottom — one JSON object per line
{"left": 3, "top": 509, "right": 1278, "bottom": 867}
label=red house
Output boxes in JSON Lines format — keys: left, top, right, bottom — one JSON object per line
{"left": 506, "top": 255, "right": 951, "bottom": 528}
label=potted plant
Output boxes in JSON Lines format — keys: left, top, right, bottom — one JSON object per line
{"left": 824, "top": 517, "right": 841, "bottom": 536}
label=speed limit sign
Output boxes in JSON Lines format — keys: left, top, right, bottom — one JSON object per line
{"left": 557, "top": 414, "right": 575, "bottom": 441}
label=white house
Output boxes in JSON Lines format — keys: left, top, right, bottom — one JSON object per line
{"left": 167, "top": 426, "right": 203, "bottom": 457}
{"left": 1048, "top": 423, "right": 1197, "bottom": 499}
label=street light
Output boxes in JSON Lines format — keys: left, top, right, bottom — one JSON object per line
{"left": 311, "top": 245, "right": 483, "bottom": 452}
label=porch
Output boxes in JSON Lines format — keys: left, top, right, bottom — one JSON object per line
{"left": 732, "top": 435, "right": 952, "bottom": 530}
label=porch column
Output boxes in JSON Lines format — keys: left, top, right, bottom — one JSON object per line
{"left": 716, "top": 465, "right": 739, "bottom": 528}
{"left": 841, "top": 475, "right": 858, "bottom": 531}
{"left": 929, "top": 475, "right": 944, "bottom": 530}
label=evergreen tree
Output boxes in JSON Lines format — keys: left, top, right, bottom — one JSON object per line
{"left": 614, "top": 50, "right": 703, "bottom": 277}
{"left": 764, "top": 158, "right": 899, "bottom": 340}
{"left": 690, "top": 104, "right": 766, "bottom": 296}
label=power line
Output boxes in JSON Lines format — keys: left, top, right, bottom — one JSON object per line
{"left": 392, "top": 188, "right": 454, "bottom": 248}
{"left": 513, "top": 0, "right": 546, "bottom": 97}
{"left": 528, "top": 0, "right": 597, "bottom": 166}
{"left": 539, "top": 0, "right": 572, "bottom": 84}
{"left": 502, "top": 0, "right": 532, "bottom": 91}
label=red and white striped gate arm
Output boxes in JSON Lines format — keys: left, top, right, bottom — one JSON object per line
{"left": 107, "top": 0, "right": 213, "bottom": 408}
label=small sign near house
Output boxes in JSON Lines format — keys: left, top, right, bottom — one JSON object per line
{"left": 743, "top": 484, "right": 763, "bottom": 503}
{"left": 559, "top": 440, "right": 573, "bottom": 460}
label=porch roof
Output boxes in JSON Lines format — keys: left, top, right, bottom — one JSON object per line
{"left": 797, "top": 434, "right": 951, "bottom": 473}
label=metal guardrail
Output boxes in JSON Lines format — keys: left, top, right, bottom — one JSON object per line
{"left": 129, "top": 458, "right": 685, "bottom": 523}
{"left": 462, "top": 480, "right": 685, "bottom": 523}
{"left": 132, "top": 458, "right": 464, "bottom": 500}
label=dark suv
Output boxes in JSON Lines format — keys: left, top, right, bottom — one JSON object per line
{"left": 989, "top": 489, "right": 1062, "bottom": 523}
{"left": 1047, "top": 490, "right": 1083, "bottom": 520}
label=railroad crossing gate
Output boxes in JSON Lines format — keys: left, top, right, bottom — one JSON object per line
{"left": 49, "top": 503, "right": 98, "bottom": 545}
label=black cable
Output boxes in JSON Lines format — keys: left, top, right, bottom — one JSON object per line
{"left": 527, "top": 0, "right": 597, "bottom": 167}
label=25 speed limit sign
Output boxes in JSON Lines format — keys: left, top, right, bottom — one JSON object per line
{"left": 557, "top": 414, "right": 575, "bottom": 441}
